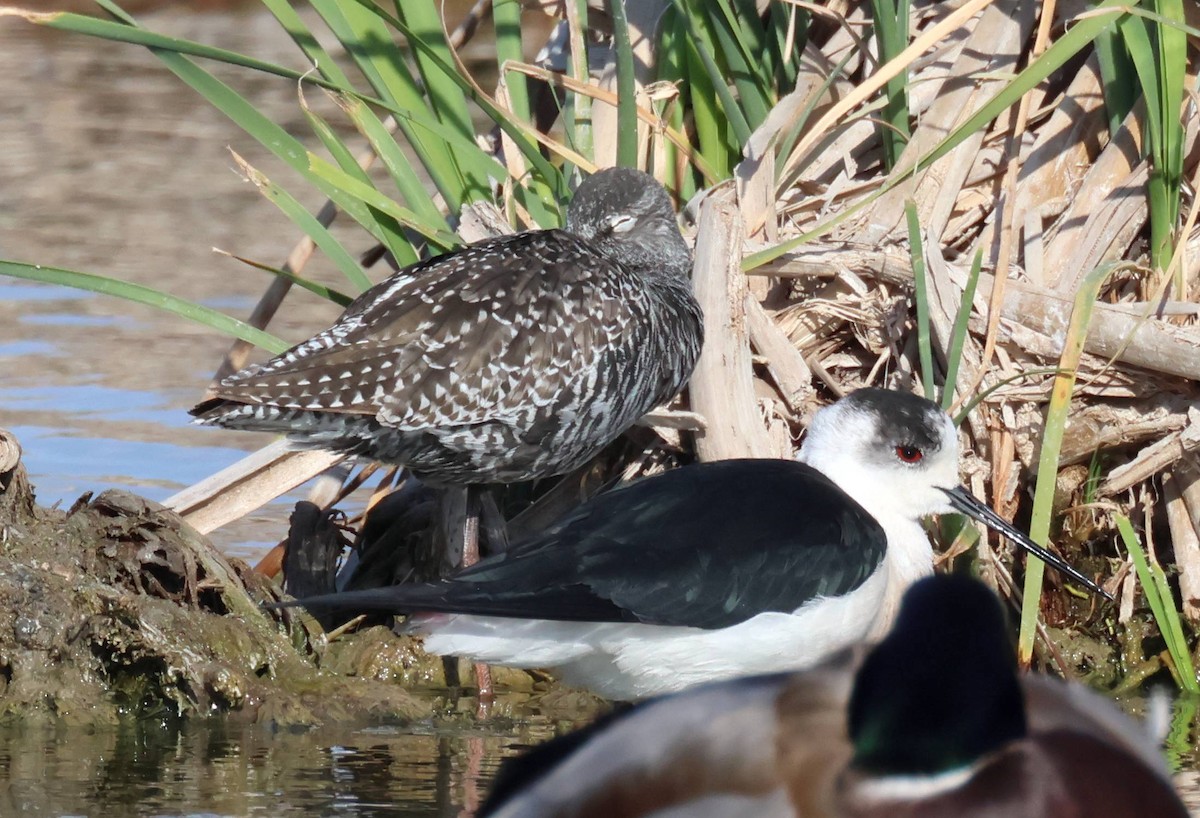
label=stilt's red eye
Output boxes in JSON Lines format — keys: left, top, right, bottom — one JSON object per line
{"left": 896, "top": 446, "right": 924, "bottom": 463}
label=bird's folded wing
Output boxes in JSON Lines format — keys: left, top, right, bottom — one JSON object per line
{"left": 286, "top": 460, "right": 889, "bottom": 629}
{"left": 469, "top": 459, "right": 888, "bottom": 628}
{"left": 205, "top": 232, "right": 622, "bottom": 427}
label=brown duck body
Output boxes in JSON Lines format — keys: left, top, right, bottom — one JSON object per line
{"left": 478, "top": 577, "right": 1187, "bottom": 818}
{"left": 192, "top": 169, "right": 703, "bottom": 485}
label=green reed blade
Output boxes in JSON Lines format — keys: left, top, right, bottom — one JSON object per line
{"left": 0, "top": 261, "right": 287, "bottom": 353}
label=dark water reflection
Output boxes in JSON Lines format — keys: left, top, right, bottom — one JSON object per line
{"left": 0, "top": 707, "right": 556, "bottom": 817}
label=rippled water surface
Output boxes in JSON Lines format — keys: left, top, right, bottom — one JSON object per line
{"left": 0, "top": 704, "right": 563, "bottom": 818}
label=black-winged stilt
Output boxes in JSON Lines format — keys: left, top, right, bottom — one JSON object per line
{"left": 282, "top": 388, "right": 1108, "bottom": 700}
{"left": 477, "top": 575, "right": 1183, "bottom": 818}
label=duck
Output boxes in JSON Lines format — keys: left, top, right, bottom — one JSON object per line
{"left": 477, "top": 574, "right": 1186, "bottom": 818}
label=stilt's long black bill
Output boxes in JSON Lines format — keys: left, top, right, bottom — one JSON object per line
{"left": 943, "top": 487, "right": 1112, "bottom": 601}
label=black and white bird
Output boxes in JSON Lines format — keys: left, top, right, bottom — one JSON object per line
{"left": 282, "top": 388, "right": 1109, "bottom": 700}
{"left": 477, "top": 575, "right": 1184, "bottom": 818}
{"left": 191, "top": 166, "right": 703, "bottom": 488}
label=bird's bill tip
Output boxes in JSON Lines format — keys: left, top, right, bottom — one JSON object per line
{"left": 942, "top": 487, "right": 1113, "bottom": 601}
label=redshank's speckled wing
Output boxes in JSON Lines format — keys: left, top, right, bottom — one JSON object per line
{"left": 206, "top": 229, "right": 627, "bottom": 429}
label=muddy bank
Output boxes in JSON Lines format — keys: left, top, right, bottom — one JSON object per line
{"left": 0, "top": 429, "right": 447, "bottom": 727}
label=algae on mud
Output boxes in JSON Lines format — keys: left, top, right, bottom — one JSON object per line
{"left": 0, "top": 429, "right": 437, "bottom": 727}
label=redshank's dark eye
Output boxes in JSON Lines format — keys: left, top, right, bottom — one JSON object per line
{"left": 896, "top": 445, "right": 923, "bottom": 463}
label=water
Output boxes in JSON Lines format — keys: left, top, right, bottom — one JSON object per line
{"left": 0, "top": 705, "right": 559, "bottom": 818}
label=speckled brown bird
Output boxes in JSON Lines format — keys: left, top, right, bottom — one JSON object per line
{"left": 191, "top": 167, "right": 703, "bottom": 486}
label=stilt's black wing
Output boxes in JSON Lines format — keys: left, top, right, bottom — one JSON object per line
{"left": 286, "top": 459, "right": 888, "bottom": 629}
{"left": 289, "top": 582, "right": 632, "bottom": 623}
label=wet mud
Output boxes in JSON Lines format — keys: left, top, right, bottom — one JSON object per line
{"left": 0, "top": 431, "right": 433, "bottom": 727}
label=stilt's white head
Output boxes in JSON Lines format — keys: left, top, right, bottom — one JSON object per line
{"left": 798, "top": 388, "right": 959, "bottom": 523}
{"left": 798, "top": 388, "right": 1109, "bottom": 599}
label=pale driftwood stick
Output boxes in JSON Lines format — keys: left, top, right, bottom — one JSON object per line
{"left": 1180, "top": 454, "right": 1200, "bottom": 532}
{"left": 737, "top": 103, "right": 787, "bottom": 239}
{"left": 1042, "top": 102, "right": 1145, "bottom": 290}
{"left": 1163, "top": 465, "right": 1200, "bottom": 625}
{"left": 1022, "top": 208, "right": 1045, "bottom": 287}
{"left": 1103, "top": 300, "right": 1200, "bottom": 317}
{"left": 1048, "top": 162, "right": 1149, "bottom": 297}
{"left": 1057, "top": 398, "right": 1198, "bottom": 466}
{"left": 1100, "top": 409, "right": 1200, "bottom": 497}
{"left": 689, "top": 189, "right": 776, "bottom": 461}
{"left": 976, "top": 55, "right": 1107, "bottom": 261}
{"left": 860, "top": 0, "right": 1035, "bottom": 244}
{"left": 1174, "top": 455, "right": 1200, "bottom": 621}
{"left": 745, "top": 298, "right": 814, "bottom": 416}
{"left": 760, "top": 244, "right": 1200, "bottom": 382}
{"left": 636, "top": 409, "right": 706, "bottom": 432}
{"left": 984, "top": 318, "right": 1139, "bottom": 398}
{"left": 1001, "top": 276, "right": 1200, "bottom": 383}
{"left": 806, "top": 353, "right": 845, "bottom": 398}
{"left": 164, "top": 441, "right": 345, "bottom": 534}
